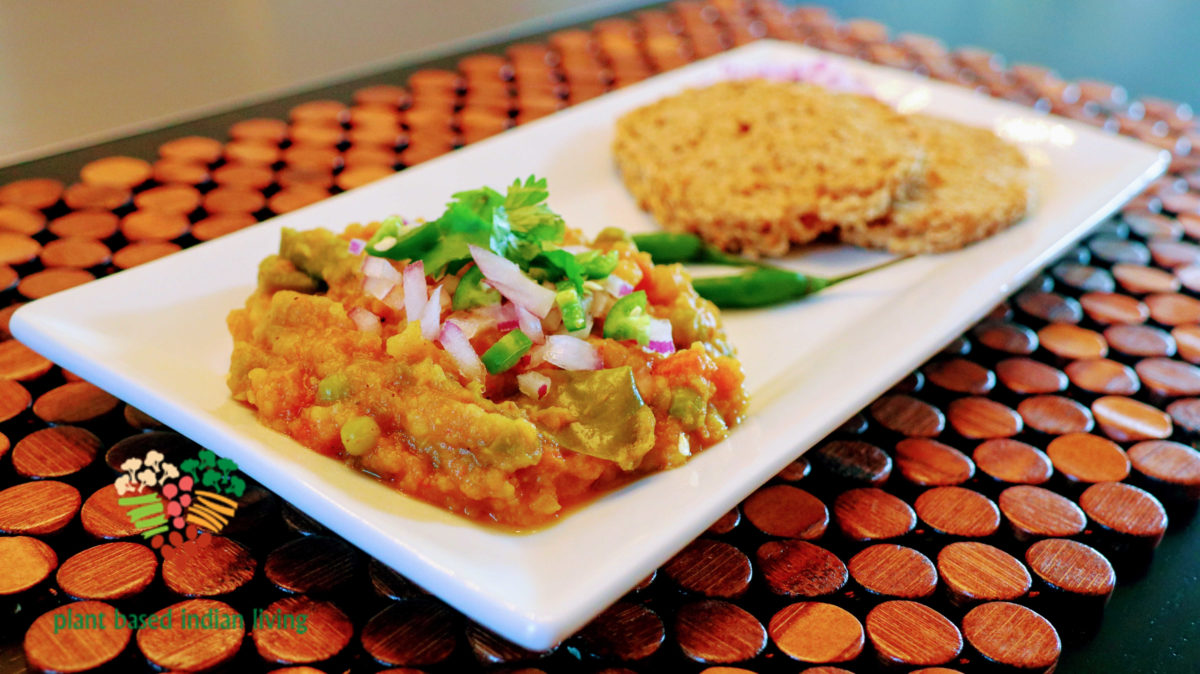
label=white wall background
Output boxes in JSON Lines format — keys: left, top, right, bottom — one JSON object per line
{"left": 0, "top": 0, "right": 650, "bottom": 166}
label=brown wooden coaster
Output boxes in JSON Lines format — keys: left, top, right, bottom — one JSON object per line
{"left": 742, "top": 485, "right": 828, "bottom": 539}
{"left": 833, "top": 488, "right": 916, "bottom": 542}
{"left": 1017, "top": 395, "right": 1095, "bottom": 435}
{"left": 264, "top": 535, "right": 359, "bottom": 595}
{"left": 1064, "top": 358, "right": 1140, "bottom": 395}
{"left": 1077, "top": 292, "right": 1149, "bottom": 325}
{"left": 158, "top": 135, "right": 224, "bottom": 164}
{"left": 113, "top": 241, "right": 182, "bottom": 269}
{"left": 915, "top": 486, "right": 1001, "bottom": 538}
{"left": 947, "top": 397, "right": 1023, "bottom": 439}
{"left": 225, "top": 139, "right": 282, "bottom": 166}
{"left": 894, "top": 438, "right": 975, "bottom": 487}
{"left": 12, "top": 425, "right": 101, "bottom": 479}
{"left": 134, "top": 184, "right": 203, "bottom": 215}
{"left": 962, "top": 602, "right": 1060, "bottom": 673}
{"left": 995, "top": 357, "right": 1067, "bottom": 394}
{"left": 1105, "top": 324, "right": 1177, "bottom": 359}
{"left": 0, "top": 231, "right": 42, "bottom": 265}
{"left": 213, "top": 163, "right": 275, "bottom": 191}
{"left": 466, "top": 620, "right": 551, "bottom": 666}
{"left": 576, "top": 600, "right": 664, "bottom": 661}
{"left": 0, "top": 204, "right": 46, "bottom": 235}
{"left": 0, "top": 264, "right": 16, "bottom": 292}
{"left": 231, "top": 117, "right": 289, "bottom": 144}
{"left": 974, "top": 439, "right": 1054, "bottom": 486}
{"left": 768, "top": 602, "right": 863, "bottom": 664}
{"left": 162, "top": 534, "right": 256, "bottom": 597}
{"left": 676, "top": 599, "right": 766, "bottom": 664}
{"left": 1150, "top": 239, "right": 1200, "bottom": 268}
{"left": 937, "top": 542, "right": 1031, "bottom": 606}
{"left": 865, "top": 600, "right": 962, "bottom": 667}
{"left": 48, "top": 210, "right": 120, "bottom": 239}
{"left": 756, "top": 540, "right": 847, "bottom": 598}
{"left": 193, "top": 212, "right": 258, "bottom": 241}
{"left": 56, "top": 541, "right": 157, "bottom": 600}
{"left": 1052, "top": 262, "right": 1114, "bottom": 293}
{"left": 1136, "top": 357, "right": 1200, "bottom": 397}
{"left": 1080, "top": 481, "right": 1168, "bottom": 548}
{"left": 1037, "top": 323, "right": 1108, "bottom": 360}
{"left": 203, "top": 186, "right": 267, "bottom": 214}
{"left": 81, "top": 484, "right": 155, "bottom": 539}
{"left": 1045, "top": 432, "right": 1131, "bottom": 484}
{"left": 1112, "top": 262, "right": 1181, "bottom": 294}
{"left": 1146, "top": 292, "right": 1200, "bottom": 326}
{"left": 0, "top": 480, "right": 80, "bottom": 534}
{"left": 0, "top": 378, "right": 31, "bottom": 423}
{"left": 870, "top": 394, "right": 945, "bottom": 437}
{"left": 290, "top": 99, "right": 349, "bottom": 126}
{"left": 32, "top": 382, "right": 119, "bottom": 423}
{"left": 1025, "top": 538, "right": 1115, "bottom": 602}
{"left": 152, "top": 158, "right": 210, "bottom": 185}
{"left": 18, "top": 267, "right": 95, "bottom": 299}
{"left": 0, "top": 177, "right": 63, "bottom": 210}
{"left": 1174, "top": 325, "right": 1200, "bottom": 363}
{"left": 707, "top": 506, "right": 741, "bottom": 534}
{"left": 1091, "top": 395, "right": 1173, "bottom": 442}
{"left": 23, "top": 600, "right": 132, "bottom": 672}
{"left": 1127, "top": 439, "right": 1200, "bottom": 501}
{"left": 1088, "top": 236, "right": 1149, "bottom": 266}
{"left": 848, "top": 544, "right": 937, "bottom": 599}
{"left": 80, "top": 156, "right": 152, "bottom": 188}
{"left": 809, "top": 439, "right": 892, "bottom": 486}
{"left": 664, "top": 538, "right": 752, "bottom": 598}
{"left": 120, "top": 210, "right": 190, "bottom": 241}
{"left": 290, "top": 123, "right": 344, "bottom": 148}
{"left": 62, "top": 183, "right": 130, "bottom": 211}
{"left": 365, "top": 558, "right": 424, "bottom": 603}
{"left": 136, "top": 598, "right": 244, "bottom": 671}
{"left": 1016, "top": 290, "right": 1082, "bottom": 324}
{"left": 39, "top": 237, "right": 113, "bottom": 269}
{"left": 0, "top": 535, "right": 58, "bottom": 595}
{"left": 361, "top": 598, "right": 458, "bottom": 667}
{"left": 254, "top": 595, "right": 354, "bottom": 665}
{"left": 998, "top": 485, "right": 1087, "bottom": 541}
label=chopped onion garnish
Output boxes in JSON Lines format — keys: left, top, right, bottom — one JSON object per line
{"left": 403, "top": 261, "right": 427, "bottom": 325}
{"left": 362, "top": 256, "right": 400, "bottom": 282}
{"left": 517, "top": 372, "right": 551, "bottom": 399}
{"left": 363, "top": 276, "right": 395, "bottom": 300}
{"left": 468, "top": 245, "right": 556, "bottom": 318}
{"left": 446, "top": 315, "right": 483, "bottom": 339}
{"left": 349, "top": 307, "right": 381, "bottom": 333}
{"left": 421, "top": 285, "right": 443, "bottom": 340}
{"left": 590, "top": 290, "right": 616, "bottom": 318}
{"left": 383, "top": 284, "right": 406, "bottom": 311}
{"left": 348, "top": 238, "right": 366, "bottom": 255}
{"left": 543, "top": 306, "right": 564, "bottom": 333}
{"left": 544, "top": 334, "right": 602, "bottom": 370}
{"left": 438, "top": 321, "right": 484, "bottom": 380}
{"left": 515, "top": 303, "right": 545, "bottom": 343}
{"left": 496, "top": 302, "right": 519, "bottom": 333}
{"left": 647, "top": 318, "right": 675, "bottom": 355}
{"left": 604, "top": 275, "right": 634, "bottom": 298}
{"left": 527, "top": 343, "right": 547, "bottom": 368}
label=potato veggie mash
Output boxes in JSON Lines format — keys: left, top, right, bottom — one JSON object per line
{"left": 227, "top": 177, "right": 748, "bottom": 527}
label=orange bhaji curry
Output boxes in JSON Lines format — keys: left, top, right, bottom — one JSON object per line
{"left": 227, "top": 178, "right": 747, "bottom": 527}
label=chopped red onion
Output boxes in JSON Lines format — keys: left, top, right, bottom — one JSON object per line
{"left": 403, "top": 261, "right": 427, "bottom": 325}
{"left": 647, "top": 318, "right": 675, "bottom": 355}
{"left": 383, "top": 284, "right": 406, "bottom": 311}
{"left": 603, "top": 276, "right": 634, "bottom": 298}
{"left": 348, "top": 238, "right": 366, "bottom": 255}
{"left": 468, "top": 245, "right": 556, "bottom": 318}
{"left": 544, "top": 334, "right": 602, "bottom": 370}
{"left": 590, "top": 290, "right": 616, "bottom": 317}
{"left": 421, "top": 285, "right": 443, "bottom": 340}
{"left": 517, "top": 372, "right": 551, "bottom": 399}
{"left": 495, "top": 302, "right": 519, "bottom": 333}
{"left": 362, "top": 256, "right": 401, "bottom": 282}
{"left": 438, "top": 321, "right": 484, "bottom": 380}
{"left": 515, "top": 303, "right": 544, "bottom": 343}
{"left": 349, "top": 307, "right": 381, "bottom": 333}
{"left": 363, "top": 276, "right": 395, "bottom": 300}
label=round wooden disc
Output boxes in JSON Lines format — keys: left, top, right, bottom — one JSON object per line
{"left": 1025, "top": 538, "right": 1115, "bottom": 598}
{"left": 0, "top": 535, "right": 58, "bottom": 595}
{"left": 848, "top": 544, "right": 937, "bottom": 599}
{"left": 158, "top": 135, "right": 224, "bottom": 164}
{"left": 914, "top": 486, "right": 1000, "bottom": 538}
{"left": 1052, "top": 262, "right": 1114, "bottom": 293}
{"left": 0, "top": 378, "right": 31, "bottom": 423}
{"left": 354, "top": 84, "right": 411, "bottom": 108}
{"left": 576, "top": 600, "right": 664, "bottom": 661}
{"left": 1089, "top": 236, "right": 1148, "bottom": 265}
{"left": 995, "top": 357, "right": 1067, "bottom": 394}
{"left": 1065, "top": 358, "right": 1141, "bottom": 395}
{"left": 269, "top": 185, "right": 330, "bottom": 214}
{"left": 81, "top": 156, "right": 152, "bottom": 188}
{"left": 1105, "top": 324, "right": 1176, "bottom": 358}
{"left": 1150, "top": 240, "right": 1200, "bottom": 268}
{"left": 0, "top": 231, "right": 41, "bottom": 265}
{"left": 13, "top": 425, "right": 101, "bottom": 479}
{"left": 1146, "top": 292, "right": 1200, "bottom": 326}
{"left": 113, "top": 241, "right": 182, "bottom": 269}
{"left": 998, "top": 485, "right": 1087, "bottom": 539}
{"left": 291, "top": 99, "right": 349, "bottom": 125}
{"left": 664, "top": 538, "right": 752, "bottom": 598}
{"left": 225, "top": 139, "right": 283, "bottom": 166}
{"left": 33, "top": 382, "right": 119, "bottom": 423}
{"left": 0, "top": 480, "right": 80, "bottom": 534}
{"left": 0, "top": 204, "right": 46, "bottom": 235}
{"left": 756, "top": 540, "right": 847, "bottom": 598}
{"left": 1112, "top": 262, "right": 1180, "bottom": 294}
{"left": 1091, "top": 395, "right": 1173, "bottom": 442}
{"left": 1017, "top": 290, "right": 1082, "bottom": 323}
{"left": 962, "top": 602, "right": 1060, "bottom": 672}
{"left": 133, "top": 184, "right": 203, "bottom": 214}
{"left": 120, "top": 210, "right": 189, "bottom": 241}
{"left": 62, "top": 183, "right": 130, "bottom": 211}
{"left": 0, "top": 177, "right": 63, "bottom": 209}
{"left": 864, "top": 600, "right": 962, "bottom": 667}
{"left": 768, "top": 602, "right": 863, "bottom": 664}
{"left": 465, "top": 620, "right": 549, "bottom": 665}
{"left": 1128, "top": 439, "right": 1200, "bottom": 499}
{"left": 18, "top": 267, "right": 95, "bottom": 299}
{"left": 193, "top": 213, "right": 258, "bottom": 241}
{"left": 812, "top": 438, "right": 893, "bottom": 485}
{"left": 973, "top": 439, "right": 1053, "bottom": 485}
{"left": 81, "top": 484, "right": 156, "bottom": 539}
{"left": 1080, "top": 481, "right": 1168, "bottom": 543}
{"left": 24, "top": 600, "right": 132, "bottom": 672}
{"left": 776, "top": 458, "right": 811, "bottom": 482}
{"left": 1174, "top": 325, "right": 1200, "bottom": 363}
{"left": 203, "top": 186, "right": 267, "bottom": 214}
{"left": 833, "top": 488, "right": 916, "bottom": 542}
{"left": 230, "top": 117, "right": 289, "bottom": 144}
{"left": 162, "top": 534, "right": 256, "bottom": 597}
{"left": 742, "top": 485, "right": 828, "bottom": 539}
{"left": 360, "top": 598, "right": 457, "bottom": 667}
{"left": 676, "top": 600, "right": 766, "bottom": 664}
{"left": 924, "top": 358, "right": 996, "bottom": 395}
{"left": 870, "top": 394, "right": 945, "bottom": 437}
{"left": 937, "top": 542, "right": 1031, "bottom": 604}
{"left": 48, "top": 210, "right": 120, "bottom": 239}
{"left": 894, "top": 438, "right": 975, "bottom": 486}
{"left": 1136, "top": 357, "right": 1200, "bottom": 396}
{"left": 707, "top": 507, "right": 741, "bottom": 534}
{"left": 136, "top": 598, "right": 245, "bottom": 670}
{"left": 1037, "top": 324, "right": 1108, "bottom": 360}
{"left": 40, "top": 237, "right": 112, "bottom": 269}
{"left": 264, "top": 535, "right": 359, "bottom": 594}
{"left": 1046, "top": 432, "right": 1131, "bottom": 483}
{"left": 947, "top": 397, "right": 1023, "bottom": 439}
{"left": 1078, "top": 292, "right": 1149, "bottom": 325}
{"left": 213, "top": 163, "right": 275, "bottom": 190}
{"left": 254, "top": 596, "right": 353, "bottom": 665}
{"left": 57, "top": 541, "right": 157, "bottom": 600}
{"left": 1017, "top": 395, "right": 1095, "bottom": 435}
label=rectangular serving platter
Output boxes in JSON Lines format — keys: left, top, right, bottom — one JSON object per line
{"left": 12, "top": 41, "right": 1166, "bottom": 649}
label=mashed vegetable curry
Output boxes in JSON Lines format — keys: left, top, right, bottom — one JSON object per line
{"left": 227, "top": 177, "right": 747, "bottom": 527}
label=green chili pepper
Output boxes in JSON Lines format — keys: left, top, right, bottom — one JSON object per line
{"left": 632, "top": 232, "right": 765, "bottom": 268}
{"left": 555, "top": 283, "right": 588, "bottom": 332}
{"left": 481, "top": 329, "right": 533, "bottom": 374}
{"left": 603, "top": 290, "right": 652, "bottom": 345}
{"left": 576, "top": 249, "right": 619, "bottom": 279}
{"left": 452, "top": 265, "right": 501, "bottom": 310}
{"left": 690, "top": 262, "right": 904, "bottom": 308}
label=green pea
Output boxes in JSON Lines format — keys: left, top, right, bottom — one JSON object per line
{"left": 340, "top": 415, "right": 381, "bottom": 456}
{"left": 317, "top": 372, "right": 350, "bottom": 403}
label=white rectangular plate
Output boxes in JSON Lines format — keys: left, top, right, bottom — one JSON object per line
{"left": 12, "top": 41, "right": 1166, "bottom": 650}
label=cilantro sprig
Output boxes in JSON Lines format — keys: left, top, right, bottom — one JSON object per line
{"left": 365, "top": 176, "right": 616, "bottom": 291}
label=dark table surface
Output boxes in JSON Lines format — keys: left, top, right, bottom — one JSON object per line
{"left": 2, "top": 2, "right": 1198, "bottom": 672}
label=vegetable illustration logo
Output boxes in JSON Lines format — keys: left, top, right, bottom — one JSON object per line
{"left": 116, "top": 448, "right": 245, "bottom": 561}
